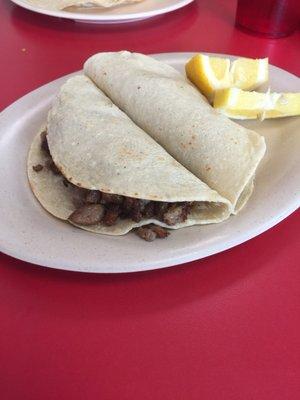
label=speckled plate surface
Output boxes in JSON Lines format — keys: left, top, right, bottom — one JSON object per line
{"left": 10, "top": 0, "right": 195, "bottom": 23}
{"left": 0, "top": 52, "right": 299, "bottom": 273}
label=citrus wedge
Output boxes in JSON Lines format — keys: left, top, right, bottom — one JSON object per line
{"left": 186, "top": 54, "right": 231, "bottom": 100}
{"left": 230, "top": 57, "right": 268, "bottom": 91}
{"left": 185, "top": 54, "right": 269, "bottom": 100}
{"left": 213, "top": 88, "right": 300, "bottom": 120}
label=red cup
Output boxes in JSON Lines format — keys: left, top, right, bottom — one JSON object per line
{"left": 235, "top": 0, "right": 299, "bottom": 38}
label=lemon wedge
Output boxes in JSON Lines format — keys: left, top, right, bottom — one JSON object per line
{"left": 230, "top": 57, "right": 268, "bottom": 91}
{"left": 186, "top": 54, "right": 231, "bottom": 100}
{"left": 185, "top": 54, "right": 268, "bottom": 100}
{"left": 213, "top": 88, "right": 300, "bottom": 120}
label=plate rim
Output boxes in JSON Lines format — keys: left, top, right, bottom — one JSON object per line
{"left": 10, "top": 0, "right": 195, "bottom": 22}
{"left": 0, "top": 51, "right": 299, "bottom": 273}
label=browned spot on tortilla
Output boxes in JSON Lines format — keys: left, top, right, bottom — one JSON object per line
{"left": 103, "top": 72, "right": 107, "bottom": 75}
{"left": 188, "top": 142, "right": 192, "bottom": 145}
{"left": 137, "top": 86, "right": 141, "bottom": 90}
{"left": 32, "top": 164, "right": 43, "bottom": 172}
{"left": 119, "top": 147, "right": 143, "bottom": 160}
{"left": 205, "top": 165, "right": 211, "bottom": 171}
{"left": 134, "top": 193, "right": 138, "bottom": 196}
{"left": 180, "top": 142, "right": 186, "bottom": 149}
{"left": 192, "top": 135, "right": 196, "bottom": 139}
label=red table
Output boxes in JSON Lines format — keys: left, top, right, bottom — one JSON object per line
{"left": 1, "top": 1, "right": 299, "bottom": 399}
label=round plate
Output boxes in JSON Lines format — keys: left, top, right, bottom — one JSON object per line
{"left": 0, "top": 52, "right": 299, "bottom": 273}
{"left": 10, "top": 0, "right": 195, "bottom": 23}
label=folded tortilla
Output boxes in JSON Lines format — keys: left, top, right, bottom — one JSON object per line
{"left": 84, "top": 51, "right": 266, "bottom": 213}
{"left": 27, "top": 75, "right": 230, "bottom": 235}
{"left": 26, "top": 0, "right": 143, "bottom": 11}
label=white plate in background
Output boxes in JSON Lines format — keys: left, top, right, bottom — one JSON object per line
{"left": 0, "top": 52, "right": 299, "bottom": 273}
{"left": 10, "top": 0, "right": 195, "bottom": 23}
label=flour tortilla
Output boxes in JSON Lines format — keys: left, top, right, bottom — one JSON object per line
{"left": 27, "top": 75, "right": 230, "bottom": 235}
{"left": 84, "top": 51, "right": 266, "bottom": 213}
{"left": 26, "top": 0, "right": 143, "bottom": 11}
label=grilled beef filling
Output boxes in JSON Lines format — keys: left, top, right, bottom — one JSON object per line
{"left": 38, "top": 131, "right": 197, "bottom": 240}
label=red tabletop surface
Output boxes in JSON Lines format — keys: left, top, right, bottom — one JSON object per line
{"left": 0, "top": 1, "right": 299, "bottom": 399}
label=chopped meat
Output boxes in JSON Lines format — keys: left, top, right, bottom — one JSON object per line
{"left": 72, "top": 196, "right": 85, "bottom": 209}
{"left": 181, "top": 202, "right": 193, "bottom": 220}
{"left": 139, "top": 200, "right": 151, "bottom": 210}
{"left": 72, "top": 186, "right": 89, "bottom": 208}
{"left": 123, "top": 197, "right": 137, "bottom": 213}
{"left": 131, "top": 210, "right": 142, "bottom": 223}
{"left": 136, "top": 224, "right": 170, "bottom": 241}
{"left": 136, "top": 227, "right": 157, "bottom": 242}
{"left": 130, "top": 202, "right": 143, "bottom": 222}
{"left": 119, "top": 199, "right": 149, "bottom": 221}
{"left": 119, "top": 211, "right": 128, "bottom": 220}
{"left": 143, "top": 202, "right": 155, "bottom": 219}
{"left": 148, "top": 224, "right": 170, "bottom": 239}
{"left": 122, "top": 197, "right": 140, "bottom": 221}
{"left": 45, "top": 160, "right": 60, "bottom": 175}
{"left": 102, "top": 204, "right": 120, "bottom": 226}
{"left": 163, "top": 204, "right": 190, "bottom": 226}
{"left": 154, "top": 202, "right": 169, "bottom": 219}
{"left": 40, "top": 131, "right": 50, "bottom": 155}
{"left": 85, "top": 190, "right": 101, "bottom": 204}
{"left": 101, "top": 192, "right": 123, "bottom": 205}
{"left": 32, "top": 164, "right": 43, "bottom": 172}
{"left": 68, "top": 204, "right": 104, "bottom": 226}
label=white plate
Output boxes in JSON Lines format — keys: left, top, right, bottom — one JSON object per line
{"left": 10, "top": 0, "right": 195, "bottom": 23}
{"left": 0, "top": 52, "right": 299, "bottom": 273}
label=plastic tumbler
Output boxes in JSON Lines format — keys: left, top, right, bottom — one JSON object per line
{"left": 235, "top": 0, "right": 299, "bottom": 38}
